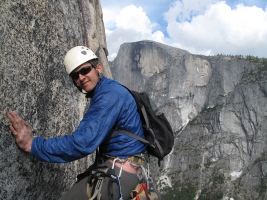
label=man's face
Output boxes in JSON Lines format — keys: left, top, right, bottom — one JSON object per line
{"left": 72, "top": 62, "right": 103, "bottom": 92}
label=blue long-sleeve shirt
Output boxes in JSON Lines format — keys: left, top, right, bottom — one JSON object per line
{"left": 30, "top": 76, "right": 146, "bottom": 163}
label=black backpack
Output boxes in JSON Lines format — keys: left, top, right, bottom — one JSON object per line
{"left": 113, "top": 85, "right": 174, "bottom": 164}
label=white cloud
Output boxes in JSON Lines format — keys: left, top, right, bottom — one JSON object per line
{"left": 115, "top": 5, "right": 156, "bottom": 34}
{"left": 165, "top": 1, "right": 267, "bottom": 57}
{"left": 165, "top": 0, "right": 215, "bottom": 22}
{"left": 102, "top": 7, "right": 118, "bottom": 30}
{"left": 105, "top": 5, "right": 165, "bottom": 60}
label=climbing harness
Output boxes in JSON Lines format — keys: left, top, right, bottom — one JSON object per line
{"left": 84, "top": 152, "right": 159, "bottom": 200}
{"left": 85, "top": 157, "right": 131, "bottom": 200}
{"left": 80, "top": 0, "right": 90, "bottom": 48}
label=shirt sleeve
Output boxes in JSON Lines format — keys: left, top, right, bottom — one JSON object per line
{"left": 30, "top": 88, "right": 124, "bottom": 163}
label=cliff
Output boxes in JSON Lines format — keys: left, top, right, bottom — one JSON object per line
{"left": 110, "top": 40, "right": 267, "bottom": 200}
{"left": 0, "top": 0, "right": 110, "bottom": 199}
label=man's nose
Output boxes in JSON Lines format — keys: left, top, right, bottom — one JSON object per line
{"left": 78, "top": 73, "right": 86, "bottom": 80}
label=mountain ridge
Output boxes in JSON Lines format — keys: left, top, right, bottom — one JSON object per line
{"left": 110, "top": 40, "right": 267, "bottom": 200}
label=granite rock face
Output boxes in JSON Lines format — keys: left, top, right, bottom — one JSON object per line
{"left": 0, "top": 1, "right": 110, "bottom": 199}
{"left": 110, "top": 40, "right": 267, "bottom": 200}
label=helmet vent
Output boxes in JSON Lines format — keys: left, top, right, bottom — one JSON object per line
{"left": 81, "top": 50, "right": 87, "bottom": 55}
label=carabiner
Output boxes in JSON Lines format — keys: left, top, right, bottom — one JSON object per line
{"left": 112, "top": 158, "right": 124, "bottom": 178}
{"left": 112, "top": 158, "right": 120, "bottom": 169}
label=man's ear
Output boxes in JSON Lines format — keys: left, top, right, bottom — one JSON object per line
{"left": 96, "top": 63, "right": 103, "bottom": 74}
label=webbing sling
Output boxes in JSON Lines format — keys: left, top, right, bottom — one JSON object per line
{"left": 87, "top": 167, "right": 118, "bottom": 200}
{"left": 88, "top": 178, "right": 104, "bottom": 200}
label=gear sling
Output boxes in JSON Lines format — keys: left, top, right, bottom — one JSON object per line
{"left": 86, "top": 165, "right": 122, "bottom": 200}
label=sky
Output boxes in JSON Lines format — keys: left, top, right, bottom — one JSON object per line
{"left": 101, "top": 0, "right": 267, "bottom": 61}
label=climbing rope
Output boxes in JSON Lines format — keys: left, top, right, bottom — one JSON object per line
{"left": 81, "top": 0, "right": 90, "bottom": 48}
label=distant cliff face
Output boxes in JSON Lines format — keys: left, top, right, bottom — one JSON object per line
{"left": 110, "top": 40, "right": 267, "bottom": 200}
{"left": 0, "top": 1, "right": 110, "bottom": 199}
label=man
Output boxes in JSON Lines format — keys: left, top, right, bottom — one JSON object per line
{"left": 8, "top": 46, "right": 147, "bottom": 199}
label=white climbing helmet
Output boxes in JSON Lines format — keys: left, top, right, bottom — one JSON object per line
{"left": 64, "top": 46, "right": 98, "bottom": 75}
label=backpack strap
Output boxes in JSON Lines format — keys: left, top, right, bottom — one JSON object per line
{"left": 111, "top": 96, "right": 153, "bottom": 147}
{"left": 112, "top": 128, "right": 149, "bottom": 145}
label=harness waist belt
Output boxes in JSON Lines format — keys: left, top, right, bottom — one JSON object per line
{"left": 126, "top": 155, "right": 143, "bottom": 165}
{"left": 107, "top": 154, "right": 145, "bottom": 166}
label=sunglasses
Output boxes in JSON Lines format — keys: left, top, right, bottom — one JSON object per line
{"left": 70, "top": 65, "right": 94, "bottom": 79}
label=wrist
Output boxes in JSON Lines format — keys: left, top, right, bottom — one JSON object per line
{"left": 25, "top": 137, "right": 33, "bottom": 153}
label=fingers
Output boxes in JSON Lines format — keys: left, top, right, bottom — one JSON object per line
{"left": 8, "top": 110, "right": 25, "bottom": 132}
{"left": 8, "top": 110, "right": 22, "bottom": 122}
{"left": 8, "top": 110, "right": 18, "bottom": 120}
{"left": 24, "top": 121, "right": 31, "bottom": 129}
{"left": 9, "top": 124, "right": 17, "bottom": 136}
{"left": 7, "top": 111, "right": 15, "bottom": 123}
{"left": 8, "top": 111, "right": 18, "bottom": 136}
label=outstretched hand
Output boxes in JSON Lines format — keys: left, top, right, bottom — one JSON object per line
{"left": 8, "top": 110, "right": 33, "bottom": 153}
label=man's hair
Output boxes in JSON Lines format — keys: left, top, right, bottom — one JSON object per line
{"left": 89, "top": 59, "right": 99, "bottom": 68}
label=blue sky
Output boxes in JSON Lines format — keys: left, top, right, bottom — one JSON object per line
{"left": 101, "top": 0, "right": 267, "bottom": 60}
